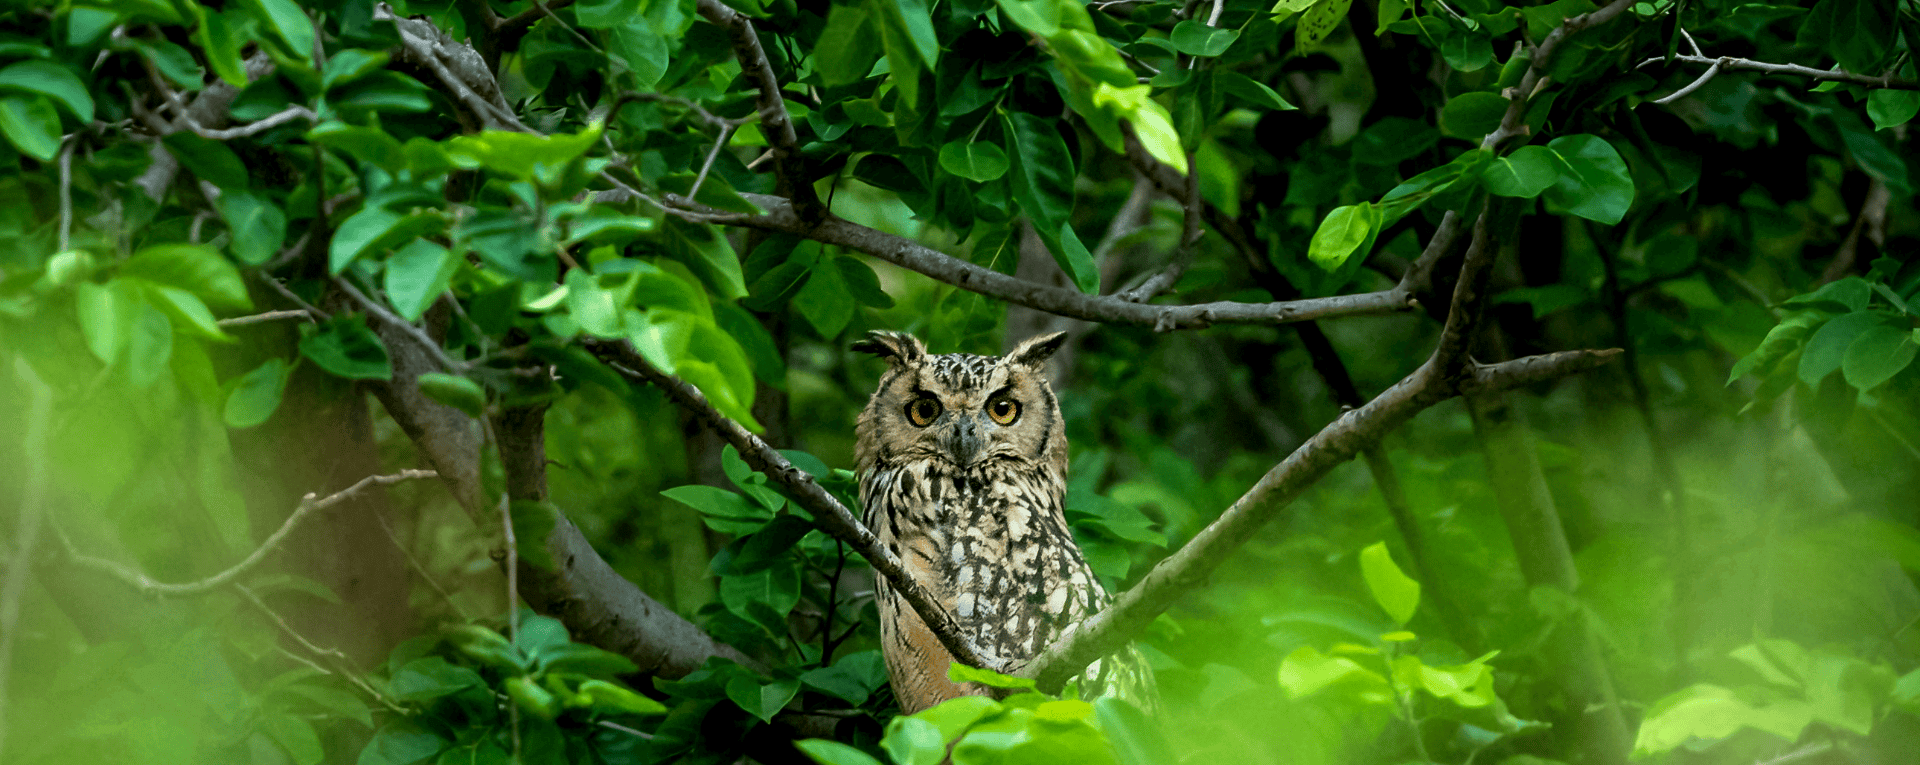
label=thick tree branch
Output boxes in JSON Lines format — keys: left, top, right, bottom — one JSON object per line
{"left": 580, "top": 338, "right": 1006, "bottom": 672}
{"left": 715, "top": 193, "right": 1415, "bottom": 330}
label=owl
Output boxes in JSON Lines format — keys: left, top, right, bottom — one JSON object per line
{"left": 852, "top": 330, "right": 1156, "bottom": 714}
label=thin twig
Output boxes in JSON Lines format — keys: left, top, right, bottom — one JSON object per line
{"left": 218, "top": 309, "right": 318, "bottom": 327}
{"left": 1653, "top": 57, "right": 1724, "bottom": 104}
{"left": 185, "top": 105, "right": 318, "bottom": 140}
{"left": 256, "top": 273, "right": 331, "bottom": 320}
{"left": 1641, "top": 53, "right": 1920, "bottom": 91}
{"left": 56, "top": 138, "right": 75, "bottom": 251}
{"left": 63, "top": 470, "right": 438, "bottom": 596}
{"left": 683, "top": 123, "right": 737, "bottom": 206}
{"left": 236, "top": 585, "right": 408, "bottom": 713}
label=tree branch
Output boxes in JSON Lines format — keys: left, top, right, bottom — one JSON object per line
{"left": 693, "top": 0, "right": 823, "bottom": 219}
{"left": 1018, "top": 211, "right": 1621, "bottom": 691}
{"left": 1643, "top": 54, "right": 1920, "bottom": 93}
{"left": 1483, "top": 0, "right": 1638, "bottom": 150}
{"left": 713, "top": 193, "right": 1415, "bottom": 330}
{"left": 580, "top": 338, "right": 1006, "bottom": 672}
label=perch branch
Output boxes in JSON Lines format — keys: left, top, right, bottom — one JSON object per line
{"left": 1020, "top": 211, "right": 1622, "bottom": 691}
{"left": 582, "top": 338, "right": 1006, "bottom": 672}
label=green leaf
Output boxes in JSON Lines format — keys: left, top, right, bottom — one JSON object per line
{"left": 1278, "top": 645, "right": 1391, "bottom": 700}
{"left": 0, "top": 61, "right": 92, "bottom": 123}
{"left": 384, "top": 238, "right": 459, "bottom": 321}
{"left": 139, "top": 282, "right": 232, "bottom": 341}
{"left": 126, "top": 302, "right": 174, "bottom": 388}
{"left": 515, "top": 614, "right": 573, "bottom": 654}
{"left": 795, "top": 739, "right": 886, "bottom": 765}
{"left": 814, "top": 4, "right": 881, "bottom": 86}
{"left": 1306, "top": 202, "right": 1376, "bottom": 272}
{"left": 219, "top": 190, "right": 289, "bottom": 266}
{"left": 565, "top": 268, "right": 624, "bottom": 338}
{"left": 657, "top": 172, "right": 765, "bottom": 215}
{"left": 1170, "top": 20, "right": 1239, "bottom": 56}
{"left": 417, "top": 372, "right": 485, "bottom": 417}
{"left": 445, "top": 123, "right": 604, "bottom": 182}
{"left": 388, "top": 657, "right": 483, "bottom": 702}
{"left": 1439, "top": 91, "right": 1509, "bottom": 140}
{"left": 997, "top": 0, "right": 1063, "bottom": 36}
{"left": 871, "top": 0, "right": 939, "bottom": 70}
{"left": 1541, "top": 134, "right": 1635, "bottom": 225}
{"left": 331, "top": 207, "right": 441, "bottom": 275}
{"left": 938, "top": 141, "right": 1010, "bottom": 182}
{"left": 1440, "top": 30, "right": 1495, "bottom": 72}
{"left": 1359, "top": 541, "right": 1420, "bottom": 625}
{"left": 882, "top": 716, "right": 946, "bottom": 765}
{"left": 800, "top": 651, "right": 888, "bottom": 706}
{"left": 725, "top": 515, "right": 813, "bottom": 574}
{"left": 1796, "top": 0, "right": 1892, "bottom": 75}
{"left": 1633, "top": 684, "right": 1812, "bottom": 758}
{"left": 75, "top": 279, "right": 140, "bottom": 364}
{"left": 577, "top": 679, "right": 669, "bottom": 715}
{"left": 834, "top": 255, "right": 894, "bottom": 308}
{"left": 1217, "top": 71, "right": 1297, "bottom": 111}
{"left": 1728, "top": 312, "right": 1822, "bottom": 383}
{"left": 1841, "top": 323, "right": 1916, "bottom": 390}
{"left": 721, "top": 561, "right": 801, "bottom": 624}
{"left": 163, "top": 132, "right": 250, "bottom": 190}
{"left": 225, "top": 357, "right": 291, "bottom": 428}
{"left": 308, "top": 121, "right": 405, "bottom": 172}
{"left": 1004, "top": 110, "right": 1077, "bottom": 241}
{"left": 0, "top": 94, "right": 61, "bottom": 161}
{"left": 947, "top": 663, "right": 1037, "bottom": 690}
{"left": 130, "top": 38, "right": 204, "bottom": 87}
{"left": 358, "top": 720, "right": 448, "bottom": 765}
{"left": 299, "top": 316, "right": 392, "bottom": 381}
{"left": 660, "top": 218, "right": 749, "bottom": 300}
{"left": 195, "top": 8, "right": 249, "bottom": 87}
{"left": 320, "top": 49, "right": 389, "bottom": 92}
{"left": 1480, "top": 145, "right": 1557, "bottom": 197}
{"left": 262, "top": 713, "right": 323, "bottom": 765}
{"left": 1296, "top": 0, "right": 1355, "bottom": 52}
{"left": 1868, "top": 89, "right": 1919, "bottom": 130}
{"left": 247, "top": 0, "right": 317, "bottom": 63}
{"left": 605, "top": 22, "right": 671, "bottom": 90}
{"left": 122, "top": 243, "right": 252, "bottom": 313}
{"left": 663, "top": 485, "right": 775, "bottom": 533}
{"left": 726, "top": 674, "right": 801, "bottom": 724}
{"left": 1798, "top": 310, "right": 1883, "bottom": 385}
{"left": 793, "top": 255, "right": 855, "bottom": 338}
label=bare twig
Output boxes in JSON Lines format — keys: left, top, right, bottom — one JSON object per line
{"left": 376, "top": 3, "right": 529, "bottom": 131}
{"left": 63, "top": 470, "right": 439, "bottom": 597}
{"left": 0, "top": 358, "right": 55, "bottom": 764}
{"left": 583, "top": 338, "right": 1006, "bottom": 672}
{"left": 56, "top": 137, "right": 73, "bottom": 251}
{"left": 1641, "top": 53, "right": 1920, "bottom": 92}
{"left": 185, "top": 105, "right": 318, "bottom": 140}
{"left": 235, "top": 584, "right": 408, "bottom": 713}
{"left": 1652, "top": 57, "right": 1724, "bottom": 104}
{"left": 218, "top": 309, "right": 318, "bottom": 327}
{"left": 256, "top": 273, "right": 331, "bottom": 320}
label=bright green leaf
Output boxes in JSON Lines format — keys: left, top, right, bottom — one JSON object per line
{"left": 122, "top": 243, "right": 252, "bottom": 313}
{"left": 417, "top": 372, "right": 485, "bottom": 418}
{"left": 0, "top": 60, "right": 93, "bottom": 123}
{"left": 299, "top": 316, "right": 392, "bottom": 380}
{"left": 1480, "top": 145, "right": 1558, "bottom": 197}
{"left": 0, "top": 94, "right": 61, "bottom": 161}
{"left": 1359, "top": 541, "right": 1421, "bottom": 625}
{"left": 225, "top": 357, "right": 291, "bottom": 428}
{"left": 939, "top": 141, "right": 1010, "bottom": 182}
{"left": 1841, "top": 323, "right": 1916, "bottom": 390}
{"left": 795, "top": 739, "right": 886, "bottom": 765}
{"left": 384, "top": 238, "right": 459, "bottom": 321}
{"left": 1307, "top": 203, "right": 1376, "bottom": 271}
{"left": 1542, "top": 134, "right": 1635, "bottom": 225}
{"left": 219, "top": 190, "right": 288, "bottom": 266}
{"left": 1170, "top": 21, "right": 1239, "bottom": 56}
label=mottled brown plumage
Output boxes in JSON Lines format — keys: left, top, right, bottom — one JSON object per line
{"left": 853, "top": 330, "right": 1156, "bottom": 714}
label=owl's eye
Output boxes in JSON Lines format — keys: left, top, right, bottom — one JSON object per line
{"left": 986, "top": 396, "right": 1020, "bottom": 425}
{"left": 906, "top": 397, "right": 942, "bottom": 427}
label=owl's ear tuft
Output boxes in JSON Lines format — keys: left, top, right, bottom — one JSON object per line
{"left": 1007, "top": 331, "right": 1069, "bottom": 369}
{"left": 852, "top": 330, "right": 926, "bottom": 367}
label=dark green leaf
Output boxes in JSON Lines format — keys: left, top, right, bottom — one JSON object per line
{"left": 0, "top": 61, "right": 92, "bottom": 122}
{"left": 321, "top": 49, "right": 389, "bottom": 92}
{"left": 299, "top": 316, "right": 392, "bottom": 381}
{"left": 387, "top": 657, "right": 483, "bottom": 702}
{"left": 800, "top": 651, "right": 887, "bottom": 706}
{"left": 357, "top": 719, "right": 447, "bottom": 765}
{"left": 938, "top": 140, "right": 1010, "bottom": 182}
{"left": 793, "top": 256, "right": 855, "bottom": 337}
{"left": 219, "top": 190, "right": 288, "bottom": 267}
{"left": 1217, "top": 71, "right": 1296, "bottom": 111}
{"left": 834, "top": 255, "right": 894, "bottom": 308}
{"left": 1842, "top": 323, "right": 1916, "bottom": 390}
{"left": 726, "top": 674, "right": 800, "bottom": 724}
{"left": 163, "top": 132, "right": 250, "bottom": 189}
{"left": 814, "top": 4, "right": 881, "bottom": 86}
{"left": 1480, "top": 145, "right": 1557, "bottom": 198}
{"left": 1542, "top": 134, "right": 1635, "bottom": 225}
{"left": 1799, "top": 310, "right": 1884, "bottom": 385}
{"left": 725, "top": 515, "right": 814, "bottom": 574}
{"left": 1439, "top": 91, "right": 1509, "bottom": 140}
{"left": 249, "top": 0, "right": 317, "bottom": 63}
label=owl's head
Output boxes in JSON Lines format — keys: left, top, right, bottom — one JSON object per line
{"left": 852, "top": 330, "right": 1070, "bottom": 475}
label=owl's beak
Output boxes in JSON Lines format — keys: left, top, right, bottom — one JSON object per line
{"left": 944, "top": 413, "right": 986, "bottom": 467}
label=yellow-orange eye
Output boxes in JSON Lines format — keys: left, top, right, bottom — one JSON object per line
{"left": 987, "top": 396, "right": 1019, "bottom": 425}
{"left": 906, "top": 397, "right": 942, "bottom": 427}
